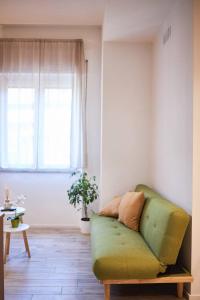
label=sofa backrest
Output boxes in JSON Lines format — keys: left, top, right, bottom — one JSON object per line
{"left": 135, "top": 184, "right": 190, "bottom": 266}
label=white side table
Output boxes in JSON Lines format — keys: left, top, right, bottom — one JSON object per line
{"left": 4, "top": 223, "right": 31, "bottom": 264}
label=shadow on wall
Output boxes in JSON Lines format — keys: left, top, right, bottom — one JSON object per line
{"left": 177, "top": 219, "right": 192, "bottom": 293}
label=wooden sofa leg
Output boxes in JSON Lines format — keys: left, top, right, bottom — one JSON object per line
{"left": 177, "top": 283, "right": 184, "bottom": 298}
{"left": 104, "top": 284, "right": 110, "bottom": 300}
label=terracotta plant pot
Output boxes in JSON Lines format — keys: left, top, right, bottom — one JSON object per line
{"left": 11, "top": 218, "right": 20, "bottom": 228}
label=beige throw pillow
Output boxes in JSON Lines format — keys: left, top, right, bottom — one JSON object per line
{"left": 99, "top": 196, "right": 121, "bottom": 218}
{"left": 118, "top": 192, "right": 145, "bottom": 231}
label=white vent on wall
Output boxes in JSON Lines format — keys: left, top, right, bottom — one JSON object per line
{"left": 163, "top": 26, "right": 171, "bottom": 45}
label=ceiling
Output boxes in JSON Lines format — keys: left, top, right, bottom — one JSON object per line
{"left": 0, "top": 0, "right": 106, "bottom": 26}
{"left": 103, "top": 0, "right": 176, "bottom": 41}
{"left": 0, "top": 0, "right": 176, "bottom": 41}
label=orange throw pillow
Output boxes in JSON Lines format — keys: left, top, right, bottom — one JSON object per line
{"left": 99, "top": 196, "right": 121, "bottom": 218}
{"left": 118, "top": 192, "right": 145, "bottom": 231}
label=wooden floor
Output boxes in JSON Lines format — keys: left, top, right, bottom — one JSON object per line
{"left": 4, "top": 228, "right": 185, "bottom": 300}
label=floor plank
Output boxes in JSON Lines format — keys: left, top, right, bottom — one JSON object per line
{"left": 4, "top": 228, "right": 186, "bottom": 299}
{"left": 5, "top": 296, "right": 32, "bottom": 300}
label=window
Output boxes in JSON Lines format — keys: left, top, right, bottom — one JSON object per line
{"left": 4, "top": 88, "right": 35, "bottom": 169}
{"left": 1, "top": 86, "right": 72, "bottom": 170}
{"left": 0, "top": 39, "right": 86, "bottom": 171}
{"left": 39, "top": 88, "right": 72, "bottom": 169}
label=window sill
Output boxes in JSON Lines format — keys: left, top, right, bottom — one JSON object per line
{"left": 0, "top": 168, "right": 75, "bottom": 174}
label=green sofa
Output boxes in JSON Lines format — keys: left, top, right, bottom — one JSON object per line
{"left": 91, "top": 184, "right": 192, "bottom": 300}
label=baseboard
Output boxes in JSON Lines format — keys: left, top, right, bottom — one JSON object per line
{"left": 185, "top": 289, "right": 200, "bottom": 300}
{"left": 187, "top": 295, "right": 200, "bottom": 300}
{"left": 29, "top": 224, "right": 79, "bottom": 230}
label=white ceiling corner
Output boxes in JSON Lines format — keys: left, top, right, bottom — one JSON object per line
{"left": 0, "top": 0, "right": 176, "bottom": 42}
{"left": 103, "top": 0, "right": 176, "bottom": 42}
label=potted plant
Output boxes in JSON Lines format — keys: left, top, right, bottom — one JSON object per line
{"left": 7, "top": 212, "right": 24, "bottom": 228}
{"left": 67, "top": 171, "right": 98, "bottom": 234}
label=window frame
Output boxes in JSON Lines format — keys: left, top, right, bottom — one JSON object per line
{"left": 0, "top": 77, "right": 73, "bottom": 173}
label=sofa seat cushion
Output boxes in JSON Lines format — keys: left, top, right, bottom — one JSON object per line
{"left": 91, "top": 214, "right": 165, "bottom": 280}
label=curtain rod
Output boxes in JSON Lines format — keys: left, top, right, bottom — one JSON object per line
{"left": 0, "top": 38, "right": 83, "bottom": 42}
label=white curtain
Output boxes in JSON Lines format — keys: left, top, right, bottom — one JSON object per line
{"left": 0, "top": 40, "right": 40, "bottom": 169}
{"left": 0, "top": 39, "right": 87, "bottom": 170}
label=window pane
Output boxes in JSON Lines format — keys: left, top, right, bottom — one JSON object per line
{"left": 2, "top": 88, "right": 35, "bottom": 169}
{"left": 39, "top": 88, "right": 72, "bottom": 169}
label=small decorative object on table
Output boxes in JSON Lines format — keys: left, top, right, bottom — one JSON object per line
{"left": 2, "top": 189, "right": 26, "bottom": 228}
{"left": 67, "top": 171, "right": 98, "bottom": 234}
{"left": 4, "top": 187, "right": 12, "bottom": 210}
{"left": 2, "top": 186, "right": 26, "bottom": 211}
{"left": 7, "top": 212, "right": 24, "bottom": 228}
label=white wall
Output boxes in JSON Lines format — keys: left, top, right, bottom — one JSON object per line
{"left": 192, "top": 0, "right": 200, "bottom": 298}
{"left": 0, "top": 25, "right": 102, "bottom": 226}
{"left": 100, "top": 42, "right": 152, "bottom": 206}
{"left": 152, "top": 0, "right": 193, "bottom": 213}
{"left": 152, "top": 0, "right": 194, "bottom": 296}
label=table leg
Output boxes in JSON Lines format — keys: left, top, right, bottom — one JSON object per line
{"left": 4, "top": 232, "right": 11, "bottom": 264}
{"left": 6, "top": 232, "right": 10, "bottom": 255}
{"left": 22, "top": 231, "right": 31, "bottom": 258}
